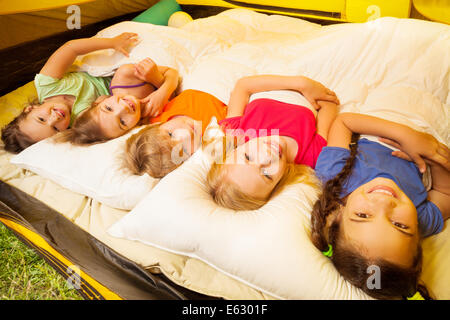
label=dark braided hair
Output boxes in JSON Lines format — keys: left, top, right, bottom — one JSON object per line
{"left": 310, "top": 134, "right": 432, "bottom": 300}
{"left": 311, "top": 134, "right": 360, "bottom": 251}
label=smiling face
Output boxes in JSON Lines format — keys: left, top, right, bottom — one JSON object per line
{"left": 223, "top": 136, "right": 288, "bottom": 201}
{"left": 94, "top": 94, "right": 141, "bottom": 139}
{"left": 341, "top": 177, "right": 420, "bottom": 267}
{"left": 19, "top": 98, "right": 72, "bottom": 142}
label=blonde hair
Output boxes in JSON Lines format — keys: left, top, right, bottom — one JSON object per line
{"left": 123, "top": 123, "right": 181, "bottom": 178}
{"left": 206, "top": 137, "right": 319, "bottom": 210}
{"left": 53, "top": 101, "right": 110, "bottom": 146}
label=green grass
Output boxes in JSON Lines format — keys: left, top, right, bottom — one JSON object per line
{"left": 0, "top": 223, "right": 82, "bottom": 300}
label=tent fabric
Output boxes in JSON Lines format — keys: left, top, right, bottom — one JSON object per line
{"left": 0, "top": 0, "right": 159, "bottom": 50}
{"left": 1, "top": 2, "right": 448, "bottom": 300}
{"left": 0, "top": 180, "right": 214, "bottom": 300}
{"left": 0, "top": 126, "right": 274, "bottom": 300}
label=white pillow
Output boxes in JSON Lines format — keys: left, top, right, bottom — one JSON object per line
{"left": 107, "top": 144, "right": 372, "bottom": 300}
{"left": 10, "top": 126, "right": 157, "bottom": 210}
{"left": 72, "top": 21, "right": 226, "bottom": 79}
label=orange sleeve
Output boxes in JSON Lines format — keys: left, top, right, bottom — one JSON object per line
{"left": 150, "top": 89, "right": 227, "bottom": 133}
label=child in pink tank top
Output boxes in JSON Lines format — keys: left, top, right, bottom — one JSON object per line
{"left": 206, "top": 74, "right": 340, "bottom": 211}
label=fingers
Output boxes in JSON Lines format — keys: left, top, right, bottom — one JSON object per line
{"left": 121, "top": 32, "right": 138, "bottom": 37}
{"left": 327, "top": 94, "right": 340, "bottom": 105}
{"left": 391, "top": 151, "right": 412, "bottom": 161}
{"left": 325, "top": 89, "right": 339, "bottom": 104}
{"left": 437, "top": 143, "right": 450, "bottom": 159}
{"left": 118, "top": 47, "right": 129, "bottom": 57}
{"left": 378, "top": 137, "right": 402, "bottom": 149}
{"left": 312, "top": 101, "right": 321, "bottom": 110}
{"left": 116, "top": 33, "right": 139, "bottom": 56}
{"left": 431, "top": 153, "right": 450, "bottom": 171}
{"left": 140, "top": 95, "right": 150, "bottom": 103}
{"left": 146, "top": 103, "right": 159, "bottom": 118}
{"left": 392, "top": 151, "right": 427, "bottom": 173}
{"left": 139, "top": 57, "right": 155, "bottom": 66}
{"left": 411, "top": 155, "right": 427, "bottom": 173}
{"left": 135, "top": 63, "right": 145, "bottom": 75}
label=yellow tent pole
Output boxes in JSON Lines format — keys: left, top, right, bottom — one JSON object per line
{"left": 0, "top": 0, "right": 95, "bottom": 15}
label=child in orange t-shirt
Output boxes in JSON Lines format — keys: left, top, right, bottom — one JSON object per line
{"left": 123, "top": 89, "right": 227, "bottom": 178}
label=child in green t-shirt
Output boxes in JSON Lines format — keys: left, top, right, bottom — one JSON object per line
{"left": 1, "top": 33, "right": 179, "bottom": 153}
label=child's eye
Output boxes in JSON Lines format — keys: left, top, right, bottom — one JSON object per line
{"left": 261, "top": 169, "right": 273, "bottom": 180}
{"left": 38, "top": 117, "right": 45, "bottom": 122}
{"left": 105, "top": 105, "right": 113, "bottom": 111}
{"left": 393, "top": 222, "right": 409, "bottom": 229}
{"left": 53, "top": 126, "right": 60, "bottom": 132}
{"left": 261, "top": 168, "right": 273, "bottom": 181}
{"left": 120, "top": 119, "right": 126, "bottom": 127}
{"left": 356, "top": 213, "right": 369, "bottom": 219}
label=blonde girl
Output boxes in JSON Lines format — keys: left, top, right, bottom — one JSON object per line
{"left": 2, "top": 32, "right": 178, "bottom": 151}
{"left": 55, "top": 57, "right": 178, "bottom": 145}
{"left": 207, "top": 75, "right": 340, "bottom": 210}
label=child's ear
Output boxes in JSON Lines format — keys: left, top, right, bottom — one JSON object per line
{"left": 23, "top": 105, "right": 34, "bottom": 113}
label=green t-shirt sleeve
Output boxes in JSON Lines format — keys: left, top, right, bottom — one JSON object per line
{"left": 34, "top": 73, "right": 60, "bottom": 103}
{"left": 34, "top": 72, "right": 112, "bottom": 126}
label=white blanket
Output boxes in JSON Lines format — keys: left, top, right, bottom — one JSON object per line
{"left": 75, "top": 9, "right": 449, "bottom": 145}
{"left": 62, "top": 9, "right": 450, "bottom": 299}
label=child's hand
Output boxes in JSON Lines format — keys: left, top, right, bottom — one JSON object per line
{"left": 134, "top": 58, "right": 163, "bottom": 84}
{"left": 140, "top": 89, "right": 169, "bottom": 118}
{"left": 379, "top": 132, "right": 450, "bottom": 173}
{"left": 298, "top": 76, "right": 340, "bottom": 110}
{"left": 111, "top": 32, "right": 139, "bottom": 57}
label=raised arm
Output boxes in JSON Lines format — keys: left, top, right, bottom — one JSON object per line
{"left": 427, "top": 162, "right": 450, "bottom": 220}
{"left": 139, "top": 64, "right": 179, "bottom": 118}
{"left": 226, "top": 75, "right": 339, "bottom": 118}
{"left": 329, "top": 113, "right": 450, "bottom": 171}
{"left": 316, "top": 100, "right": 339, "bottom": 140}
{"left": 40, "top": 32, "right": 138, "bottom": 79}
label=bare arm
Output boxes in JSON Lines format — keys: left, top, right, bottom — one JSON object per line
{"left": 226, "top": 75, "right": 339, "bottom": 118}
{"left": 140, "top": 66, "right": 179, "bottom": 118}
{"left": 316, "top": 100, "right": 339, "bottom": 140}
{"left": 155, "top": 66, "right": 179, "bottom": 95}
{"left": 425, "top": 162, "right": 450, "bottom": 220}
{"left": 133, "top": 58, "right": 178, "bottom": 89}
{"left": 386, "top": 144, "right": 450, "bottom": 220}
{"left": 334, "top": 113, "right": 450, "bottom": 221}
{"left": 40, "top": 33, "right": 138, "bottom": 79}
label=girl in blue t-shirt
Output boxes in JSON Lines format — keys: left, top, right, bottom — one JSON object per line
{"left": 312, "top": 112, "right": 449, "bottom": 300}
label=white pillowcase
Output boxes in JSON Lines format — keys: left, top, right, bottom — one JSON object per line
{"left": 107, "top": 143, "right": 372, "bottom": 300}
{"left": 10, "top": 126, "right": 157, "bottom": 210}
{"left": 72, "top": 21, "right": 225, "bottom": 80}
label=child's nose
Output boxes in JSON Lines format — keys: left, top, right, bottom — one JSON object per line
{"left": 259, "top": 144, "right": 276, "bottom": 164}
{"left": 371, "top": 195, "right": 397, "bottom": 213}
{"left": 119, "top": 101, "right": 132, "bottom": 114}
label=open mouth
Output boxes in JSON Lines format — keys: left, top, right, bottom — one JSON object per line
{"left": 53, "top": 108, "right": 66, "bottom": 119}
{"left": 368, "top": 185, "right": 397, "bottom": 198}
{"left": 122, "top": 98, "right": 136, "bottom": 112}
